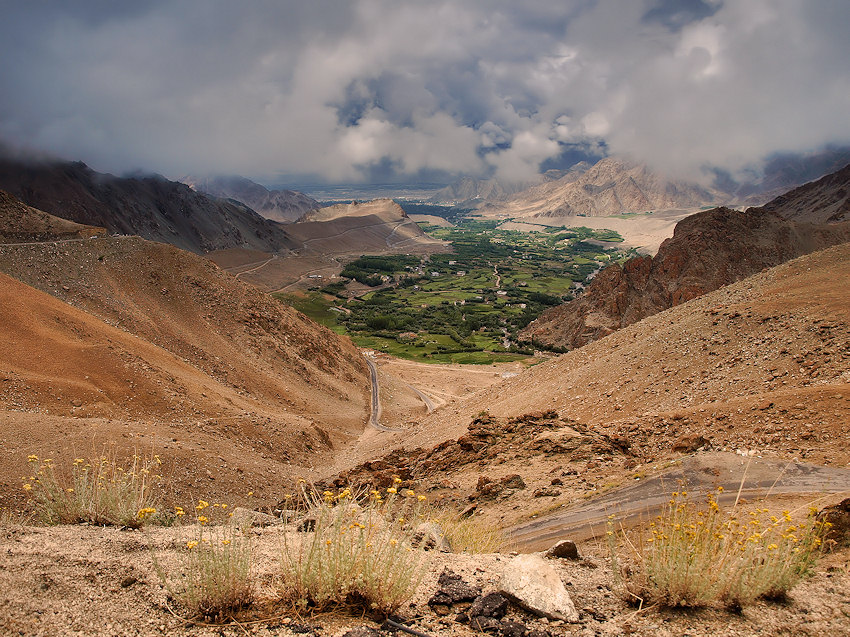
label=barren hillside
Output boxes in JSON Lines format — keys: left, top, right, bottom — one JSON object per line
{"left": 758, "top": 163, "right": 850, "bottom": 223}
{"left": 0, "top": 190, "right": 106, "bottom": 242}
{"left": 0, "top": 235, "right": 371, "bottom": 508}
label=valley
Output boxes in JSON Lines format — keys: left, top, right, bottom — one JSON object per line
{"left": 277, "top": 220, "right": 634, "bottom": 364}
{"left": 1, "top": 159, "right": 850, "bottom": 637}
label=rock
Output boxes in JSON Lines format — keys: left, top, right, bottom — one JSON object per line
{"left": 818, "top": 498, "right": 850, "bottom": 546}
{"left": 428, "top": 569, "right": 481, "bottom": 609}
{"left": 468, "top": 592, "right": 509, "bottom": 619}
{"left": 671, "top": 434, "right": 709, "bottom": 454}
{"left": 499, "top": 554, "right": 579, "bottom": 623}
{"left": 544, "top": 540, "right": 579, "bottom": 561}
{"left": 469, "top": 616, "right": 502, "bottom": 633}
{"left": 414, "top": 522, "right": 453, "bottom": 552}
{"left": 500, "top": 474, "right": 526, "bottom": 490}
{"left": 230, "top": 507, "right": 282, "bottom": 528}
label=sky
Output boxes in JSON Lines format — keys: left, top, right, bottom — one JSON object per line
{"left": 1, "top": 0, "right": 849, "bottom": 186}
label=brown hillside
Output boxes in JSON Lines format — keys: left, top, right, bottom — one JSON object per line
{"left": 520, "top": 207, "right": 850, "bottom": 350}
{"left": 0, "top": 190, "right": 105, "bottom": 242}
{"left": 0, "top": 236, "right": 371, "bottom": 506}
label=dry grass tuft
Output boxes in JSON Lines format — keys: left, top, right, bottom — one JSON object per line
{"left": 279, "top": 479, "right": 432, "bottom": 614}
{"left": 22, "top": 453, "right": 162, "bottom": 527}
{"left": 608, "top": 489, "right": 830, "bottom": 609}
{"left": 436, "top": 510, "right": 510, "bottom": 554}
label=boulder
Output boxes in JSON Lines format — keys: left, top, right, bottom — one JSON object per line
{"left": 545, "top": 539, "right": 580, "bottom": 560}
{"left": 499, "top": 554, "right": 579, "bottom": 622}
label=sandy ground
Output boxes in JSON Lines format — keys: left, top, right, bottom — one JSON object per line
{"left": 1, "top": 518, "right": 848, "bottom": 637}
{"left": 498, "top": 209, "right": 697, "bottom": 254}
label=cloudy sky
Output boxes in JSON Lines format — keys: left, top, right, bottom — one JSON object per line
{"left": 1, "top": 0, "right": 848, "bottom": 185}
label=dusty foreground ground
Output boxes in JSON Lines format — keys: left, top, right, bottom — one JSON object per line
{"left": 2, "top": 520, "right": 848, "bottom": 637}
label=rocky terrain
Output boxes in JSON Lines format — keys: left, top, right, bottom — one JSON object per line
{"left": 182, "top": 175, "right": 321, "bottom": 223}
{"left": 758, "top": 163, "right": 850, "bottom": 224}
{"left": 0, "top": 157, "right": 295, "bottom": 254}
{"left": 0, "top": 189, "right": 105, "bottom": 242}
{"left": 520, "top": 185, "right": 850, "bottom": 351}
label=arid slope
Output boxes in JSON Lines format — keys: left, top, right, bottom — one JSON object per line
{"left": 0, "top": 189, "right": 105, "bottom": 242}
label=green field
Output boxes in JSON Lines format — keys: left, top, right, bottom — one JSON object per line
{"left": 275, "top": 220, "right": 636, "bottom": 363}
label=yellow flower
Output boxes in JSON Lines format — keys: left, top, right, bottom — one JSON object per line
{"left": 387, "top": 487, "right": 397, "bottom": 494}
{"left": 198, "top": 515, "right": 209, "bottom": 525}
{"left": 196, "top": 500, "right": 209, "bottom": 510}
{"left": 717, "top": 486, "right": 724, "bottom": 492}
{"left": 22, "top": 484, "right": 32, "bottom": 491}
{"left": 186, "top": 541, "right": 199, "bottom": 549}
{"left": 247, "top": 491, "right": 254, "bottom": 497}
{"left": 221, "top": 539, "right": 231, "bottom": 546}
{"left": 406, "top": 490, "right": 415, "bottom": 497}
{"left": 27, "top": 455, "right": 38, "bottom": 462}
{"left": 137, "top": 507, "right": 156, "bottom": 520}
{"left": 417, "top": 495, "right": 427, "bottom": 502}
{"left": 393, "top": 476, "right": 403, "bottom": 485}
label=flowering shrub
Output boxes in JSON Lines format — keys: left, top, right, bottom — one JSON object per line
{"left": 279, "top": 478, "right": 432, "bottom": 613}
{"left": 22, "top": 453, "right": 161, "bottom": 527}
{"left": 609, "top": 489, "right": 830, "bottom": 609}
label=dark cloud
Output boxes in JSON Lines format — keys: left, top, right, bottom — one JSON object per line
{"left": 1, "top": 0, "right": 848, "bottom": 184}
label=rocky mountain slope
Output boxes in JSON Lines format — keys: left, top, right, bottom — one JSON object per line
{"left": 182, "top": 175, "right": 321, "bottom": 223}
{"left": 0, "top": 190, "right": 105, "bottom": 242}
{"left": 480, "top": 157, "right": 726, "bottom": 218}
{"left": 0, "top": 157, "right": 296, "bottom": 254}
{"left": 757, "top": 162, "right": 850, "bottom": 224}
{"left": 519, "top": 207, "right": 850, "bottom": 350}
{"left": 0, "top": 232, "right": 370, "bottom": 506}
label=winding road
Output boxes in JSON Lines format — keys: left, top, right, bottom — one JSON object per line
{"left": 363, "top": 355, "right": 398, "bottom": 432}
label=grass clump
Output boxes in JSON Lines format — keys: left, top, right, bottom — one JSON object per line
{"left": 280, "top": 479, "right": 432, "bottom": 614}
{"left": 22, "top": 453, "right": 162, "bottom": 527}
{"left": 609, "top": 489, "right": 830, "bottom": 609}
{"left": 157, "top": 500, "right": 254, "bottom": 622}
{"left": 436, "top": 510, "right": 509, "bottom": 554}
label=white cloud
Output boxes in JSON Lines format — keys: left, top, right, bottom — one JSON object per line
{"left": 1, "top": 0, "right": 848, "bottom": 184}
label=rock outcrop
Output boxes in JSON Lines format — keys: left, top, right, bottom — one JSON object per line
{"left": 757, "top": 163, "right": 850, "bottom": 224}
{"left": 520, "top": 206, "right": 850, "bottom": 350}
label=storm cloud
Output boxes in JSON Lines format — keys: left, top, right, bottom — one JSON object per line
{"left": 1, "top": 0, "right": 848, "bottom": 184}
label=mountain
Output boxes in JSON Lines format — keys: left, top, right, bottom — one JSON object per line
{"left": 182, "top": 175, "right": 321, "bottom": 223}
{"left": 287, "top": 199, "right": 446, "bottom": 255}
{"left": 519, "top": 206, "right": 850, "bottom": 350}
{"left": 756, "top": 162, "right": 850, "bottom": 224}
{"left": 480, "top": 157, "right": 726, "bottom": 218}
{"left": 428, "top": 177, "right": 537, "bottom": 206}
{"left": 0, "top": 157, "right": 296, "bottom": 254}
{"left": 0, "top": 189, "right": 106, "bottom": 242}
{"left": 723, "top": 146, "right": 850, "bottom": 205}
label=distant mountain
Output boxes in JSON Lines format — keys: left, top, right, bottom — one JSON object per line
{"left": 481, "top": 157, "right": 726, "bottom": 218}
{"left": 0, "top": 190, "right": 105, "bottom": 242}
{"left": 723, "top": 146, "right": 850, "bottom": 205}
{"left": 756, "top": 163, "right": 850, "bottom": 224}
{"left": 0, "top": 158, "right": 296, "bottom": 254}
{"left": 428, "top": 177, "right": 536, "bottom": 206}
{"left": 182, "top": 175, "right": 320, "bottom": 223}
